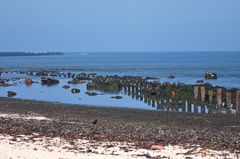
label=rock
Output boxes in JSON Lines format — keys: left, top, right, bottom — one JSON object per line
{"left": 0, "top": 80, "right": 11, "bottom": 86}
{"left": 49, "top": 73, "right": 58, "bottom": 77}
{"left": 67, "top": 79, "right": 84, "bottom": 84}
{"left": 167, "top": 75, "right": 175, "bottom": 79}
{"left": 0, "top": 79, "right": 6, "bottom": 85}
{"left": 111, "top": 96, "right": 123, "bottom": 99}
{"left": 62, "top": 85, "right": 70, "bottom": 89}
{"left": 196, "top": 80, "right": 204, "bottom": 84}
{"left": 7, "top": 91, "right": 17, "bottom": 97}
{"left": 36, "top": 71, "right": 49, "bottom": 76}
{"left": 150, "top": 145, "right": 163, "bottom": 150}
{"left": 204, "top": 72, "right": 217, "bottom": 79}
{"left": 24, "top": 78, "right": 33, "bottom": 85}
{"left": 85, "top": 92, "right": 98, "bottom": 96}
{"left": 145, "top": 77, "right": 158, "bottom": 80}
{"left": 92, "top": 119, "right": 97, "bottom": 125}
{"left": 71, "top": 88, "right": 80, "bottom": 94}
{"left": 41, "top": 78, "right": 59, "bottom": 86}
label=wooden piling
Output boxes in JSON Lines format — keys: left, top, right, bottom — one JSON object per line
{"left": 216, "top": 88, "right": 222, "bottom": 113}
{"left": 208, "top": 90, "right": 214, "bottom": 114}
{"left": 194, "top": 86, "right": 199, "bottom": 113}
{"left": 226, "top": 91, "right": 232, "bottom": 114}
{"left": 171, "top": 90, "right": 177, "bottom": 111}
{"left": 200, "top": 86, "right": 206, "bottom": 114}
{"left": 152, "top": 98, "right": 156, "bottom": 107}
{"left": 236, "top": 90, "right": 240, "bottom": 114}
{"left": 156, "top": 98, "right": 160, "bottom": 109}
{"left": 144, "top": 95, "right": 147, "bottom": 103}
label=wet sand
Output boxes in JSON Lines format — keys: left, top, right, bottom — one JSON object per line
{"left": 0, "top": 97, "right": 240, "bottom": 158}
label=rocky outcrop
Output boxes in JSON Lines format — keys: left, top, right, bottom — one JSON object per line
{"left": 41, "top": 78, "right": 59, "bottom": 86}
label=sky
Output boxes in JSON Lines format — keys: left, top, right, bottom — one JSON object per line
{"left": 0, "top": 0, "right": 240, "bottom": 52}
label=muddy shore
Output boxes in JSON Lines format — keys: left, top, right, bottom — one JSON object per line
{"left": 0, "top": 97, "right": 240, "bottom": 153}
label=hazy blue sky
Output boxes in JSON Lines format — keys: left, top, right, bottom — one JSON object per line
{"left": 0, "top": 0, "right": 240, "bottom": 52}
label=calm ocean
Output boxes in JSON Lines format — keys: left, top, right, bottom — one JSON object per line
{"left": 0, "top": 52, "right": 240, "bottom": 88}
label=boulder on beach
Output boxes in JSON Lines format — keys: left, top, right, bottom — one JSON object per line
{"left": 24, "top": 78, "right": 33, "bottom": 85}
{"left": 62, "top": 85, "right": 70, "bottom": 89}
{"left": 204, "top": 72, "right": 217, "bottom": 79}
{"left": 41, "top": 78, "right": 59, "bottom": 86}
{"left": 71, "top": 88, "right": 80, "bottom": 94}
{"left": 7, "top": 91, "right": 17, "bottom": 97}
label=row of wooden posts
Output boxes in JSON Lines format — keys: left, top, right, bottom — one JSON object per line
{"left": 121, "top": 81, "right": 240, "bottom": 114}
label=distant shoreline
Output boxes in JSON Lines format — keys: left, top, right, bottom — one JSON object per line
{"left": 0, "top": 52, "right": 64, "bottom": 57}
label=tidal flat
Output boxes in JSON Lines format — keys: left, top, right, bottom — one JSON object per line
{"left": 0, "top": 70, "right": 240, "bottom": 158}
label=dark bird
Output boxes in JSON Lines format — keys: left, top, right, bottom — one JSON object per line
{"left": 92, "top": 119, "right": 98, "bottom": 125}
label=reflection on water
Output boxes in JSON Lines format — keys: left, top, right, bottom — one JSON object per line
{"left": 0, "top": 77, "right": 156, "bottom": 110}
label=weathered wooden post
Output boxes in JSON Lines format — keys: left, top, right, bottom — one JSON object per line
{"left": 187, "top": 93, "right": 192, "bottom": 112}
{"left": 194, "top": 86, "right": 199, "bottom": 113}
{"left": 208, "top": 90, "right": 214, "bottom": 114}
{"left": 144, "top": 94, "right": 147, "bottom": 103}
{"left": 123, "top": 83, "right": 127, "bottom": 95}
{"left": 127, "top": 82, "right": 131, "bottom": 96}
{"left": 171, "top": 90, "right": 177, "bottom": 111}
{"left": 156, "top": 98, "right": 160, "bottom": 109}
{"left": 181, "top": 96, "right": 186, "bottom": 113}
{"left": 152, "top": 98, "right": 156, "bottom": 107}
{"left": 136, "top": 82, "right": 139, "bottom": 100}
{"left": 236, "top": 90, "right": 240, "bottom": 114}
{"left": 147, "top": 96, "right": 151, "bottom": 106}
{"left": 226, "top": 91, "right": 232, "bottom": 114}
{"left": 216, "top": 88, "right": 222, "bottom": 113}
{"left": 131, "top": 82, "right": 135, "bottom": 99}
{"left": 200, "top": 86, "right": 206, "bottom": 114}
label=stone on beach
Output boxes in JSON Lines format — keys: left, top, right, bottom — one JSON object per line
{"left": 41, "top": 78, "right": 59, "bottom": 86}
{"left": 71, "top": 88, "right": 80, "bottom": 94}
{"left": 0, "top": 80, "right": 12, "bottom": 87}
{"left": 62, "top": 85, "right": 70, "bottom": 89}
{"left": 7, "top": 91, "right": 17, "bottom": 97}
{"left": 150, "top": 145, "right": 163, "bottom": 150}
{"left": 67, "top": 79, "right": 85, "bottom": 84}
{"left": 24, "top": 78, "right": 33, "bottom": 86}
{"left": 111, "top": 96, "right": 123, "bottom": 99}
{"left": 85, "top": 92, "right": 98, "bottom": 96}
